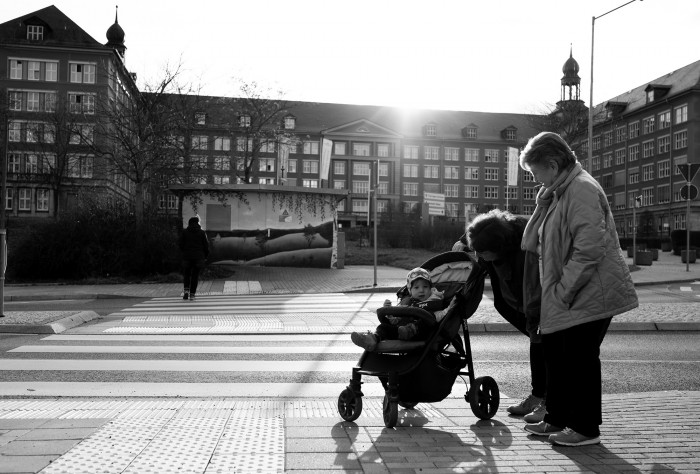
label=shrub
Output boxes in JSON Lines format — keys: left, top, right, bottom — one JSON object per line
{"left": 8, "top": 205, "right": 180, "bottom": 281}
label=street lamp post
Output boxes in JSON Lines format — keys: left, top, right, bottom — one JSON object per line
{"left": 588, "top": 0, "right": 641, "bottom": 173}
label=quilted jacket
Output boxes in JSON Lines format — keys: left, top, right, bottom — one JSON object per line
{"left": 538, "top": 165, "right": 638, "bottom": 334}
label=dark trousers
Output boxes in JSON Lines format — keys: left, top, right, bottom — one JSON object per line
{"left": 499, "top": 310, "right": 546, "bottom": 399}
{"left": 183, "top": 258, "right": 205, "bottom": 295}
{"left": 542, "top": 317, "right": 612, "bottom": 437}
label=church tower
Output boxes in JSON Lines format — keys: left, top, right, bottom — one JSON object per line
{"left": 559, "top": 45, "right": 581, "bottom": 104}
{"left": 105, "top": 6, "right": 126, "bottom": 61}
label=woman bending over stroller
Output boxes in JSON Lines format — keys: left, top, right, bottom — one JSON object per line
{"left": 351, "top": 267, "right": 444, "bottom": 352}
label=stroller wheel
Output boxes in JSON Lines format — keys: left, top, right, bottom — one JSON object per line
{"left": 383, "top": 393, "right": 398, "bottom": 428}
{"left": 467, "top": 376, "right": 500, "bottom": 420}
{"left": 338, "top": 389, "right": 362, "bottom": 422}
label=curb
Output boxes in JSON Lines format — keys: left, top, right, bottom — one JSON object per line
{"left": 0, "top": 311, "right": 99, "bottom": 334}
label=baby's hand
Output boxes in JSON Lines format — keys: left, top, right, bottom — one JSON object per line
{"left": 383, "top": 299, "right": 392, "bottom": 307}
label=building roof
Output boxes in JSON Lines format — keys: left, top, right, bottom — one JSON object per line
{"left": 0, "top": 5, "right": 105, "bottom": 49}
{"left": 594, "top": 59, "right": 700, "bottom": 120}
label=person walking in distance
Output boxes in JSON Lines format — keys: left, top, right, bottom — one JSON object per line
{"left": 179, "top": 216, "right": 209, "bottom": 301}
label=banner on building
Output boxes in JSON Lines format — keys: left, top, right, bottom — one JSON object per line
{"left": 507, "top": 147, "right": 519, "bottom": 187}
{"left": 320, "top": 138, "right": 333, "bottom": 181}
{"left": 278, "top": 137, "right": 290, "bottom": 183}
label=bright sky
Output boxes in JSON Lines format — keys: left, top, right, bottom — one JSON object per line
{"left": 5, "top": 1, "right": 700, "bottom": 113}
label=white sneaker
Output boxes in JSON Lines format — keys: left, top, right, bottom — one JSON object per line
{"left": 523, "top": 400, "right": 547, "bottom": 423}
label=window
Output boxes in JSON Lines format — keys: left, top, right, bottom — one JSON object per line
{"left": 463, "top": 127, "right": 477, "bottom": 139}
{"left": 445, "top": 147, "right": 459, "bottom": 161}
{"left": 9, "top": 122, "right": 21, "bottom": 142}
{"left": 18, "top": 188, "right": 32, "bottom": 211}
{"left": 615, "top": 149, "right": 625, "bottom": 165}
{"left": 642, "top": 164, "right": 655, "bottom": 181}
{"left": 69, "top": 63, "right": 95, "bottom": 83}
{"left": 376, "top": 200, "right": 388, "bottom": 212}
{"left": 674, "top": 104, "right": 687, "bottom": 124}
{"left": 378, "top": 163, "right": 389, "bottom": 177}
{"left": 352, "top": 181, "right": 369, "bottom": 194}
{"left": 642, "top": 116, "right": 655, "bottom": 134}
{"left": 259, "top": 158, "right": 275, "bottom": 172}
{"left": 593, "top": 136, "right": 601, "bottom": 151}
{"left": 214, "top": 137, "right": 230, "bottom": 151}
{"left": 464, "top": 185, "right": 479, "bottom": 198}
{"left": 642, "top": 141, "right": 655, "bottom": 159}
{"left": 353, "top": 143, "right": 370, "bottom": 156}
{"left": 352, "top": 199, "right": 368, "bottom": 213}
{"left": 27, "top": 25, "right": 43, "bottom": 40}
{"left": 191, "top": 135, "right": 208, "bottom": 150}
{"left": 614, "top": 192, "right": 625, "bottom": 210}
{"left": 195, "top": 112, "right": 206, "bottom": 125}
{"left": 628, "top": 144, "right": 639, "bottom": 162}
{"left": 444, "top": 166, "right": 459, "bottom": 179}
{"left": 658, "top": 111, "right": 671, "bottom": 130}
{"left": 628, "top": 122, "right": 640, "bottom": 138}
{"left": 377, "top": 182, "right": 388, "bottom": 194}
{"left": 239, "top": 115, "right": 251, "bottom": 127}
{"left": 334, "top": 162, "right": 346, "bottom": 175}
{"left": 403, "top": 145, "right": 419, "bottom": 159}
{"left": 159, "top": 194, "right": 178, "bottom": 210}
{"left": 260, "top": 141, "right": 276, "bottom": 153}
{"left": 8, "top": 91, "right": 22, "bottom": 110}
{"left": 45, "top": 62, "right": 57, "bottom": 81}
{"left": 642, "top": 188, "right": 654, "bottom": 206}
{"left": 334, "top": 142, "right": 346, "bottom": 155}
{"left": 302, "top": 160, "right": 319, "bottom": 174}
{"left": 287, "top": 160, "right": 297, "bottom": 173}
{"left": 425, "top": 124, "right": 437, "bottom": 137}
{"left": 444, "top": 184, "right": 459, "bottom": 198}
{"left": 484, "top": 149, "right": 500, "bottom": 163}
{"left": 523, "top": 187, "right": 536, "bottom": 200}
{"left": 674, "top": 130, "right": 687, "bottom": 149}
{"left": 604, "top": 131, "right": 613, "bottom": 147}
{"left": 236, "top": 137, "right": 253, "bottom": 152}
{"left": 657, "top": 184, "right": 670, "bottom": 204}
{"left": 333, "top": 180, "right": 345, "bottom": 189}
{"left": 484, "top": 168, "right": 499, "bottom": 180}
{"left": 403, "top": 164, "right": 418, "bottom": 178}
{"left": 424, "top": 165, "right": 439, "bottom": 179}
{"left": 68, "top": 93, "right": 95, "bottom": 114}
{"left": 302, "top": 179, "right": 318, "bottom": 188}
{"left": 36, "top": 189, "right": 49, "bottom": 211}
{"left": 615, "top": 127, "right": 626, "bottom": 143}
{"left": 504, "top": 129, "right": 517, "bottom": 141}
{"left": 464, "top": 167, "right": 479, "bottom": 180}
{"left": 658, "top": 160, "right": 670, "bottom": 179}
{"left": 353, "top": 162, "right": 370, "bottom": 176}
{"left": 214, "top": 156, "right": 230, "bottom": 171}
{"left": 25, "top": 154, "right": 38, "bottom": 173}
{"left": 28, "top": 61, "right": 41, "bottom": 81}
{"left": 657, "top": 136, "right": 670, "bottom": 154}
{"left": 403, "top": 183, "right": 418, "bottom": 196}
{"left": 284, "top": 116, "right": 295, "bottom": 130}
{"left": 465, "top": 149, "right": 479, "bottom": 162}
{"left": 601, "top": 174, "right": 613, "bottom": 189}
{"left": 505, "top": 187, "right": 518, "bottom": 200}
{"left": 629, "top": 169, "right": 639, "bottom": 184}
{"left": 445, "top": 203, "right": 460, "bottom": 217}
{"left": 603, "top": 153, "right": 612, "bottom": 168}
{"left": 5, "top": 189, "right": 12, "bottom": 211}
{"left": 424, "top": 146, "right": 439, "bottom": 160}
{"left": 614, "top": 170, "right": 625, "bottom": 186}
{"left": 465, "top": 203, "right": 478, "bottom": 215}
{"left": 9, "top": 60, "right": 23, "bottom": 79}
{"left": 303, "top": 141, "right": 319, "bottom": 155}
{"left": 484, "top": 186, "right": 499, "bottom": 199}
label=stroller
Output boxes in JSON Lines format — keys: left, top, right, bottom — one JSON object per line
{"left": 337, "top": 251, "right": 499, "bottom": 428}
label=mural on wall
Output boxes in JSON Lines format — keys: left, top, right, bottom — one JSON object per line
{"left": 179, "top": 187, "right": 344, "bottom": 268}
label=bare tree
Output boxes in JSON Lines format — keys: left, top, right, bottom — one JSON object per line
{"left": 223, "top": 79, "right": 296, "bottom": 184}
{"left": 527, "top": 100, "right": 596, "bottom": 158}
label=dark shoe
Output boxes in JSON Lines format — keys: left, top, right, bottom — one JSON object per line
{"left": 524, "top": 421, "right": 563, "bottom": 437}
{"left": 549, "top": 428, "right": 600, "bottom": 446}
{"left": 190, "top": 294, "right": 196, "bottom": 301}
{"left": 507, "top": 394, "right": 543, "bottom": 416}
{"left": 183, "top": 291, "right": 189, "bottom": 300}
{"left": 351, "top": 331, "right": 377, "bottom": 351}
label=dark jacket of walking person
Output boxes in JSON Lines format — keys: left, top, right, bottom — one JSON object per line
{"left": 179, "top": 216, "right": 209, "bottom": 301}
{"left": 520, "top": 131, "right": 638, "bottom": 447}
{"left": 457, "top": 209, "right": 545, "bottom": 421}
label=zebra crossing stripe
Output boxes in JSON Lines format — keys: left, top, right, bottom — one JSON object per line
{"left": 10, "top": 345, "right": 363, "bottom": 354}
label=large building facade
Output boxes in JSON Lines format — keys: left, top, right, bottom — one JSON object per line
{"left": 1, "top": 6, "right": 698, "bottom": 235}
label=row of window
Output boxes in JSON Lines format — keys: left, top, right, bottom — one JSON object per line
{"left": 336, "top": 199, "right": 529, "bottom": 218}
{"left": 7, "top": 91, "right": 96, "bottom": 114}
{"left": 589, "top": 104, "right": 688, "bottom": 151}
{"left": 591, "top": 130, "right": 687, "bottom": 171}
{"left": 8, "top": 121, "right": 94, "bottom": 145}
{"left": 3, "top": 187, "right": 51, "bottom": 212}
{"left": 8, "top": 59, "right": 96, "bottom": 84}
{"left": 6, "top": 152, "right": 94, "bottom": 178}
{"left": 612, "top": 184, "right": 694, "bottom": 210}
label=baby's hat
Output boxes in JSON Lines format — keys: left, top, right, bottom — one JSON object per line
{"left": 406, "top": 267, "right": 431, "bottom": 287}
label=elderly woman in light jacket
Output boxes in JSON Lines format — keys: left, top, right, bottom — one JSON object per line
{"left": 519, "top": 132, "right": 638, "bottom": 447}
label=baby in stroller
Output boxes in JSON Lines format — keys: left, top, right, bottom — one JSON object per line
{"left": 350, "top": 267, "right": 445, "bottom": 352}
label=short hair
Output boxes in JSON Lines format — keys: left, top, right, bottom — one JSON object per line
{"left": 465, "top": 209, "right": 526, "bottom": 255}
{"left": 188, "top": 216, "right": 200, "bottom": 226}
{"left": 519, "top": 132, "right": 577, "bottom": 171}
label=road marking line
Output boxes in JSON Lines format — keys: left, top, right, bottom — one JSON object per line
{"left": 10, "top": 345, "right": 362, "bottom": 354}
{"left": 0, "top": 359, "right": 357, "bottom": 371}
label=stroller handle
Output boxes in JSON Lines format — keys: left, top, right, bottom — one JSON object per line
{"left": 376, "top": 306, "right": 437, "bottom": 328}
